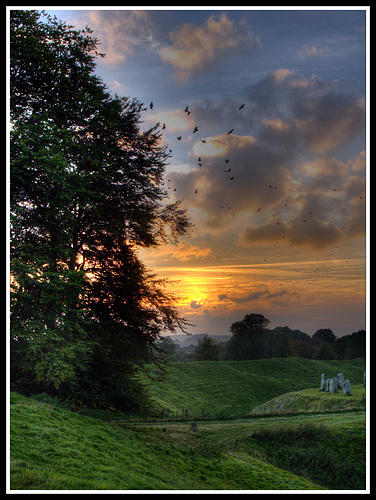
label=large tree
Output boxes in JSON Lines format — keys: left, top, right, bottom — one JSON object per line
{"left": 224, "top": 313, "right": 270, "bottom": 360}
{"left": 10, "top": 10, "right": 190, "bottom": 409}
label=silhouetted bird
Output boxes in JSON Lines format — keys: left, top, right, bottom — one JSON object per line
{"left": 224, "top": 168, "right": 231, "bottom": 173}
{"left": 198, "top": 157, "right": 202, "bottom": 162}
{"left": 149, "top": 101, "right": 153, "bottom": 109}
{"left": 227, "top": 129, "right": 234, "bottom": 135}
{"left": 239, "top": 104, "right": 245, "bottom": 110}
{"left": 201, "top": 140, "right": 206, "bottom": 143}
{"left": 177, "top": 136, "right": 182, "bottom": 140}
{"left": 194, "top": 189, "right": 198, "bottom": 194}
{"left": 229, "top": 176, "right": 234, "bottom": 180}
{"left": 225, "top": 159, "right": 229, "bottom": 163}
{"left": 193, "top": 126, "right": 198, "bottom": 133}
{"left": 162, "top": 123, "right": 166, "bottom": 130}
{"left": 257, "top": 208, "right": 261, "bottom": 212}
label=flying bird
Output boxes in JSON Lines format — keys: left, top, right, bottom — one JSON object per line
{"left": 239, "top": 104, "right": 245, "bottom": 110}
{"left": 229, "top": 176, "right": 234, "bottom": 180}
{"left": 194, "top": 189, "right": 198, "bottom": 194}
{"left": 184, "top": 106, "right": 191, "bottom": 115}
{"left": 162, "top": 123, "right": 166, "bottom": 130}
{"left": 193, "top": 126, "right": 198, "bottom": 133}
{"left": 149, "top": 101, "right": 153, "bottom": 110}
{"left": 177, "top": 136, "right": 182, "bottom": 140}
{"left": 225, "top": 159, "right": 230, "bottom": 163}
{"left": 201, "top": 139, "right": 206, "bottom": 144}
{"left": 227, "top": 129, "right": 234, "bottom": 135}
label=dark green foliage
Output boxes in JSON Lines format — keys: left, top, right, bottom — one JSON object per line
{"left": 224, "top": 314, "right": 270, "bottom": 360}
{"left": 10, "top": 10, "right": 190, "bottom": 409}
{"left": 313, "top": 342, "right": 336, "bottom": 360}
{"left": 312, "top": 329, "right": 337, "bottom": 345}
{"left": 193, "top": 335, "right": 221, "bottom": 361}
{"left": 274, "top": 333, "right": 296, "bottom": 358}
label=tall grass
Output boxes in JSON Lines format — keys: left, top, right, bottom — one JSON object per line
{"left": 246, "top": 422, "right": 366, "bottom": 490}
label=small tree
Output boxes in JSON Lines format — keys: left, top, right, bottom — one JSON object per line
{"left": 313, "top": 342, "right": 335, "bottom": 360}
{"left": 312, "top": 329, "right": 336, "bottom": 345}
{"left": 193, "top": 335, "right": 220, "bottom": 361}
{"left": 274, "top": 333, "right": 296, "bottom": 358}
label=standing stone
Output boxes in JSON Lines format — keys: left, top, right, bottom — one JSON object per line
{"left": 320, "top": 373, "right": 326, "bottom": 391}
{"left": 343, "top": 380, "right": 352, "bottom": 396}
{"left": 333, "top": 377, "right": 338, "bottom": 391}
{"left": 190, "top": 422, "right": 198, "bottom": 431}
{"left": 326, "top": 378, "right": 331, "bottom": 391}
{"left": 329, "top": 378, "right": 337, "bottom": 394}
{"left": 337, "top": 373, "right": 344, "bottom": 389}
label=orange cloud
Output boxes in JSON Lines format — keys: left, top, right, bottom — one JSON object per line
{"left": 159, "top": 13, "right": 260, "bottom": 80}
{"left": 140, "top": 240, "right": 213, "bottom": 263}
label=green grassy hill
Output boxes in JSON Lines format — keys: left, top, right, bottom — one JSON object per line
{"left": 9, "top": 358, "right": 367, "bottom": 491}
{"left": 252, "top": 384, "right": 366, "bottom": 414}
{"left": 141, "top": 358, "right": 366, "bottom": 418}
{"left": 10, "top": 392, "right": 324, "bottom": 491}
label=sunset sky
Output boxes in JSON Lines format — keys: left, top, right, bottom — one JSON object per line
{"left": 46, "top": 7, "right": 368, "bottom": 337}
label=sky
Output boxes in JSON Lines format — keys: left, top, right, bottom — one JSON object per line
{"left": 45, "top": 7, "right": 368, "bottom": 338}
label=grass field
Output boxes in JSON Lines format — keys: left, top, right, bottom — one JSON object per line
{"left": 139, "top": 357, "right": 366, "bottom": 418}
{"left": 9, "top": 358, "right": 367, "bottom": 491}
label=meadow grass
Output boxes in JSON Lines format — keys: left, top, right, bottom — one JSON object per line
{"left": 10, "top": 392, "right": 323, "bottom": 491}
{"left": 251, "top": 384, "right": 366, "bottom": 415}
{"left": 9, "top": 358, "right": 367, "bottom": 491}
{"left": 141, "top": 358, "right": 366, "bottom": 418}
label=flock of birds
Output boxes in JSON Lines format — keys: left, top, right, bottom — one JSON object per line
{"left": 145, "top": 99, "right": 364, "bottom": 267}
{"left": 149, "top": 100, "right": 244, "bottom": 191}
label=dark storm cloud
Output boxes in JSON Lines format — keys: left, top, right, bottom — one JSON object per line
{"left": 167, "top": 69, "right": 365, "bottom": 249}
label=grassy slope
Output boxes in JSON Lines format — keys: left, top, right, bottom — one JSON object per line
{"left": 252, "top": 384, "right": 366, "bottom": 414}
{"left": 142, "top": 358, "right": 366, "bottom": 417}
{"left": 10, "top": 358, "right": 367, "bottom": 491}
{"left": 10, "top": 392, "right": 322, "bottom": 491}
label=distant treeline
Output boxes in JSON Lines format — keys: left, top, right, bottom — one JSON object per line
{"left": 159, "top": 320, "right": 366, "bottom": 362}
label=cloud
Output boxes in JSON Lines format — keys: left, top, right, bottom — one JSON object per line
{"left": 144, "top": 109, "right": 194, "bottom": 132}
{"left": 298, "top": 45, "right": 328, "bottom": 58}
{"left": 169, "top": 133, "right": 292, "bottom": 226}
{"left": 190, "top": 300, "right": 202, "bottom": 310}
{"left": 165, "top": 70, "right": 365, "bottom": 251}
{"left": 243, "top": 71, "right": 365, "bottom": 154}
{"left": 83, "top": 10, "right": 156, "bottom": 65}
{"left": 218, "top": 288, "right": 301, "bottom": 306}
{"left": 159, "top": 13, "right": 260, "bottom": 81}
{"left": 141, "top": 240, "right": 214, "bottom": 263}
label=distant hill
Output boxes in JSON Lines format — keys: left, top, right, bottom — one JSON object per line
{"left": 143, "top": 357, "right": 365, "bottom": 418}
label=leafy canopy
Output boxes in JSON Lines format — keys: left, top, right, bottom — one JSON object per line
{"left": 10, "top": 10, "right": 191, "bottom": 408}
